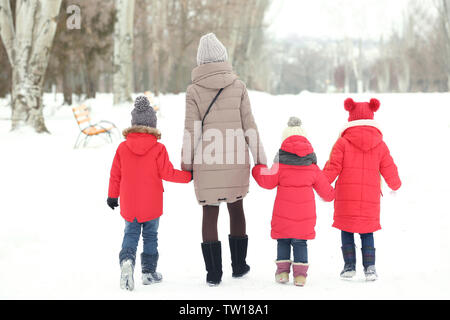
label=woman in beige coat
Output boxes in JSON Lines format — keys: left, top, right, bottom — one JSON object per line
{"left": 181, "top": 33, "right": 267, "bottom": 286}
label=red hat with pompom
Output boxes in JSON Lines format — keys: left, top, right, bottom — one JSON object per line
{"left": 344, "top": 98, "right": 380, "bottom": 121}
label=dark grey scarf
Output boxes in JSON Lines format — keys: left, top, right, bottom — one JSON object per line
{"left": 274, "top": 149, "right": 317, "bottom": 166}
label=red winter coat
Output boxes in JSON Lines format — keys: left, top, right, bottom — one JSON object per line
{"left": 108, "top": 126, "right": 192, "bottom": 223}
{"left": 252, "top": 136, "right": 335, "bottom": 240}
{"left": 323, "top": 122, "right": 401, "bottom": 234}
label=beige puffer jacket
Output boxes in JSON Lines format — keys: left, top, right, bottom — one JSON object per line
{"left": 181, "top": 62, "right": 267, "bottom": 205}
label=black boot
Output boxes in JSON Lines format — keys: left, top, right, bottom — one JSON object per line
{"left": 201, "top": 241, "right": 223, "bottom": 286}
{"left": 361, "top": 247, "right": 376, "bottom": 269}
{"left": 362, "top": 247, "right": 377, "bottom": 281}
{"left": 229, "top": 235, "right": 250, "bottom": 278}
{"left": 141, "top": 253, "right": 162, "bottom": 284}
{"left": 340, "top": 244, "right": 356, "bottom": 279}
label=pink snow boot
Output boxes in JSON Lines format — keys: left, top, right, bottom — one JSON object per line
{"left": 292, "top": 263, "right": 309, "bottom": 287}
{"left": 275, "top": 260, "right": 291, "bottom": 284}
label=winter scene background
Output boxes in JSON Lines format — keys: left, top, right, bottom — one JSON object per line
{"left": 1, "top": 0, "right": 450, "bottom": 300}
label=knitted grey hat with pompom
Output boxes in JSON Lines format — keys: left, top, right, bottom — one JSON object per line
{"left": 131, "top": 96, "right": 157, "bottom": 128}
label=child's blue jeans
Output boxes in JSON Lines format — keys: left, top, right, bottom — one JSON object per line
{"left": 341, "top": 231, "right": 375, "bottom": 269}
{"left": 341, "top": 231, "right": 374, "bottom": 248}
{"left": 277, "top": 239, "right": 308, "bottom": 263}
{"left": 119, "top": 218, "right": 159, "bottom": 269}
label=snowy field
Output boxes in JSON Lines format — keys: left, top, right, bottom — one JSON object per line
{"left": 0, "top": 91, "right": 449, "bottom": 300}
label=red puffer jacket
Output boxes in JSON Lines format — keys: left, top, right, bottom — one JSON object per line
{"left": 252, "top": 136, "right": 335, "bottom": 240}
{"left": 108, "top": 126, "right": 192, "bottom": 223}
{"left": 323, "top": 121, "right": 401, "bottom": 234}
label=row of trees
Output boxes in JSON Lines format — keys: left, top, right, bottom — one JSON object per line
{"left": 0, "top": 0, "right": 272, "bottom": 132}
{"left": 273, "top": 0, "right": 450, "bottom": 95}
{"left": 48, "top": 0, "right": 272, "bottom": 105}
{"left": 131, "top": 0, "right": 271, "bottom": 96}
{"left": 2, "top": 0, "right": 450, "bottom": 132}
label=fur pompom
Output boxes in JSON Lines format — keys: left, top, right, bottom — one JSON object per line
{"left": 369, "top": 99, "right": 380, "bottom": 112}
{"left": 344, "top": 98, "right": 355, "bottom": 111}
{"left": 288, "top": 116, "right": 302, "bottom": 127}
{"left": 134, "top": 95, "right": 151, "bottom": 112}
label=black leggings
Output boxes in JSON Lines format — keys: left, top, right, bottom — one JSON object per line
{"left": 202, "top": 200, "right": 246, "bottom": 242}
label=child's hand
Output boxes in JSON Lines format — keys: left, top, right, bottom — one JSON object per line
{"left": 107, "top": 197, "right": 119, "bottom": 210}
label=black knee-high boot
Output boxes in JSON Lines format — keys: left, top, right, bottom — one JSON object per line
{"left": 361, "top": 247, "right": 376, "bottom": 269}
{"left": 341, "top": 244, "right": 356, "bottom": 269}
{"left": 201, "top": 241, "right": 223, "bottom": 286}
{"left": 340, "top": 244, "right": 356, "bottom": 278}
{"left": 229, "top": 235, "right": 250, "bottom": 278}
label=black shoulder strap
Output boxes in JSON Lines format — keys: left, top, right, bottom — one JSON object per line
{"left": 202, "top": 88, "right": 224, "bottom": 127}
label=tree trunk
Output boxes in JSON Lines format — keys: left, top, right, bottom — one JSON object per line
{"left": 113, "top": 0, "right": 135, "bottom": 105}
{"left": 62, "top": 55, "right": 73, "bottom": 105}
{"left": 344, "top": 63, "right": 351, "bottom": 93}
{"left": 397, "top": 59, "right": 410, "bottom": 93}
{"left": 84, "top": 56, "right": 98, "bottom": 99}
{"left": 441, "top": 0, "right": 450, "bottom": 92}
{"left": 0, "top": 0, "right": 15, "bottom": 64}
{"left": 377, "top": 62, "right": 390, "bottom": 92}
{"left": 151, "top": 0, "right": 160, "bottom": 96}
{"left": 0, "top": 0, "right": 62, "bottom": 133}
{"left": 173, "top": 0, "right": 187, "bottom": 94}
{"left": 352, "top": 39, "right": 364, "bottom": 93}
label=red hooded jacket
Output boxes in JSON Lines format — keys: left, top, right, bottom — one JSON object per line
{"left": 252, "top": 136, "right": 335, "bottom": 240}
{"left": 108, "top": 126, "right": 191, "bottom": 223}
{"left": 323, "top": 122, "right": 401, "bottom": 234}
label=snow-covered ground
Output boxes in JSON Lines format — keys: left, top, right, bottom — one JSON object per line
{"left": 0, "top": 91, "right": 449, "bottom": 299}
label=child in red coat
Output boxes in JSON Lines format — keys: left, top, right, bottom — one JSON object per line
{"left": 323, "top": 98, "right": 401, "bottom": 281}
{"left": 252, "top": 117, "right": 335, "bottom": 286}
{"left": 107, "top": 96, "right": 191, "bottom": 291}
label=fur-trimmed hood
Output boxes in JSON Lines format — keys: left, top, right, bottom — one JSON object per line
{"left": 123, "top": 125, "right": 161, "bottom": 139}
{"left": 122, "top": 126, "right": 161, "bottom": 156}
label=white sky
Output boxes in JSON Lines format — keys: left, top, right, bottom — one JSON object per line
{"left": 267, "top": 0, "right": 409, "bottom": 40}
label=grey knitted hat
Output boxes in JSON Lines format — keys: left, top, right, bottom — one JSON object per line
{"left": 197, "top": 33, "right": 228, "bottom": 66}
{"left": 131, "top": 96, "right": 157, "bottom": 128}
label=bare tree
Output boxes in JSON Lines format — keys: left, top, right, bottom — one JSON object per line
{"left": 436, "top": 0, "right": 450, "bottom": 89}
{"left": 351, "top": 39, "right": 365, "bottom": 93}
{"left": 375, "top": 38, "right": 391, "bottom": 92}
{"left": 150, "top": 0, "right": 167, "bottom": 96}
{"left": 343, "top": 39, "right": 353, "bottom": 93}
{"left": 113, "top": 0, "right": 135, "bottom": 105}
{"left": 15, "top": 0, "right": 273, "bottom": 102}
{"left": 49, "top": 0, "right": 115, "bottom": 104}
{"left": 0, "top": 0, "right": 62, "bottom": 132}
